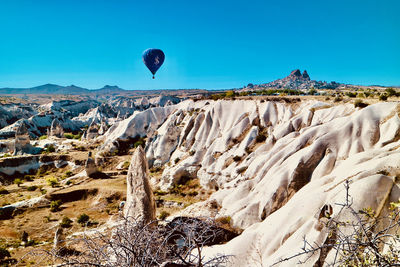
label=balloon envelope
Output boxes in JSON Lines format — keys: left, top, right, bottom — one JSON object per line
{"left": 142, "top": 48, "right": 165, "bottom": 77}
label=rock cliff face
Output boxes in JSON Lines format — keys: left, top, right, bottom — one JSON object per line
{"left": 124, "top": 146, "right": 156, "bottom": 223}
{"left": 99, "top": 99, "right": 400, "bottom": 266}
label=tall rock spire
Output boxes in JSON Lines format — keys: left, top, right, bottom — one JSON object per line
{"left": 124, "top": 146, "right": 156, "bottom": 223}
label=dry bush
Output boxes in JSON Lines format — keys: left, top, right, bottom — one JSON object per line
{"left": 274, "top": 180, "right": 400, "bottom": 266}
{"left": 22, "top": 216, "right": 232, "bottom": 266}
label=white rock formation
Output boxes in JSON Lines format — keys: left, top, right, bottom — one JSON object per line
{"left": 124, "top": 146, "right": 156, "bottom": 223}
{"left": 86, "top": 121, "right": 100, "bottom": 140}
{"left": 148, "top": 95, "right": 181, "bottom": 107}
{"left": 93, "top": 99, "right": 400, "bottom": 266}
{"left": 40, "top": 99, "right": 98, "bottom": 117}
{"left": 85, "top": 152, "right": 98, "bottom": 177}
{"left": 0, "top": 114, "right": 81, "bottom": 139}
{"left": 13, "top": 122, "right": 34, "bottom": 155}
{"left": 49, "top": 118, "right": 64, "bottom": 138}
{"left": 100, "top": 105, "right": 179, "bottom": 156}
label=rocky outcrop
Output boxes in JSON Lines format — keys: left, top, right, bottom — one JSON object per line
{"left": 146, "top": 110, "right": 185, "bottom": 167}
{"left": 0, "top": 154, "right": 72, "bottom": 184}
{"left": 0, "top": 114, "right": 81, "bottom": 139}
{"left": 53, "top": 227, "right": 64, "bottom": 250}
{"left": 243, "top": 69, "right": 341, "bottom": 90}
{"left": 86, "top": 121, "right": 100, "bottom": 140}
{"left": 50, "top": 118, "right": 64, "bottom": 138}
{"left": 123, "top": 146, "right": 156, "bottom": 223}
{"left": 99, "top": 105, "right": 178, "bottom": 156}
{"left": 0, "top": 140, "right": 13, "bottom": 154}
{"left": 40, "top": 99, "right": 99, "bottom": 117}
{"left": 13, "top": 122, "right": 35, "bottom": 155}
{"left": 149, "top": 95, "right": 181, "bottom": 107}
{"left": 289, "top": 69, "right": 302, "bottom": 78}
{"left": 79, "top": 99, "right": 400, "bottom": 266}
{"left": 137, "top": 97, "right": 149, "bottom": 108}
{"left": 98, "top": 120, "right": 109, "bottom": 135}
{"left": 85, "top": 152, "right": 98, "bottom": 177}
{"left": 0, "top": 104, "right": 34, "bottom": 131}
{"left": 302, "top": 70, "right": 310, "bottom": 80}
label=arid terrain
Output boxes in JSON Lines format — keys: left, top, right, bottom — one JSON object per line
{"left": 1, "top": 77, "right": 400, "bottom": 266}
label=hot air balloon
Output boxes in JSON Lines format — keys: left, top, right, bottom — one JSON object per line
{"left": 142, "top": 48, "right": 165, "bottom": 79}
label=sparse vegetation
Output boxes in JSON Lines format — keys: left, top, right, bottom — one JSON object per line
{"left": 0, "top": 187, "right": 9, "bottom": 195}
{"left": 14, "top": 178, "right": 23, "bottom": 187}
{"left": 0, "top": 153, "right": 11, "bottom": 158}
{"left": 122, "top": 161, "right": 130, "bottom": 169}
{"left": 225, "top": 90, "right": 235, "bottom": 98}
{"left": 50, "top": 200, "right": 62, "bottom": 212}
{"left": 43, "top": 144, "right": 56, "bottom": 153}
{"left": 308, "top": 88, "right": 317, "bottom": 95}
{"left": 60, "top": 216, "right": 73, "bottom": 228}
{"left": 150, "top": 166, "right": 163, "bottom": 173}
{"left": 379, "top": 94, "right": 388, "bottom": 101}
{"left": 216, "top": 216, "right": 231, "bottom": 225}
{"left": 39, "top": 135, "right": 47, "bottom": 140}
{"left": 76, "top": 146, "right": 86, "bottom": 151}
{"left": 46, "top": 177, "right": 59, "bottom": 187}
{"left": 274, "top": 180, "right": 400, "bottom": 266}
{"left": 174, "top": 157, "right": 180, "bottom": 164}
{"left": 24, "top": 175, "right": 35, "bottom": 181}
{"left": 29, "top": 216, "right": 231, "bottom": 266}
{"left": 236, "top": 166, "right": 248, "bottom": 174}
{"left": 158, "top": 210, "right": 170, "bottom": 220}
{"left": 377, "top": 170, "right": 389, "bottom": 176}
{"left": 233, "top": 156, "right": 242, "bottom": 162}
{"left": 354, "top": 99, "right": 368, "bottom": 108}
{"left": 334, "top": 96, "right": 343, "bottom": 102}
{"left": 345, "top": 92, "right": 357, "bottom": 98}
{"left": 26, "top": 185, "right": 38, "bottom": 191}
{"left": 0, "top": 247, "right": 11, "bottom": 260}
{"left": 256, "top": 133, "right": 267, "bottom": 143}
{"left": 63, "top": 133, "right": 74, "bottom": 139}
{"left": 77, "top": 213, "right": 90, "bottom": 226}
{"left": 153, "top": 190, "right": 168, "bottom": 196}
{"left": 385, "top": 87, "right": 398, "bottom": 97}
{"left": 133, "top": 137, "right": 146, "bottom": 148}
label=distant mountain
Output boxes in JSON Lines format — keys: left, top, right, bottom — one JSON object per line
{"left": 94, "top": 85, "right": 126, "bottom": 94}
{"left": 0, "top": 84, "right": 208, "bottom": 96}
{"left": 0, "top": 84, "right": 127, "bottom": 95}
{"left": 243, "top": 69, "right": 343, "bottom": 90}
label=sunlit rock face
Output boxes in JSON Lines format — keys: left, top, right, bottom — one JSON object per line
{"left": 99, "top": 99, "right": 400, "bottom": 266}
{"left": 49, "top": 118, "right": 64, "bottom": 138}
{"left": 124, "top": 146, "right": 156, "bottom": 223}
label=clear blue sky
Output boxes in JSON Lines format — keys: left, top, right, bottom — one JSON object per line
{"left": 0, "top": 0, "right": 399, "bottom": 90}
